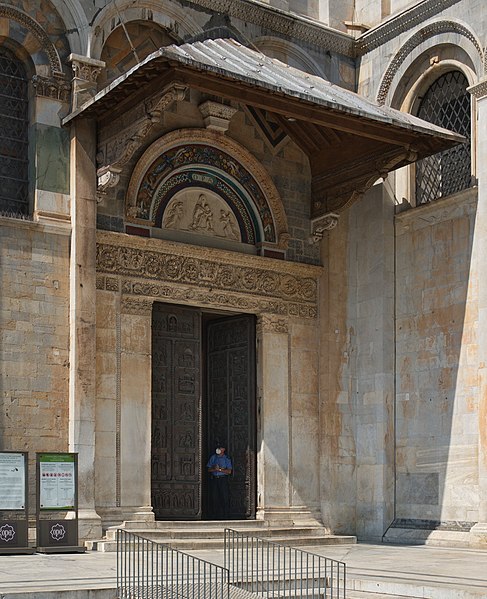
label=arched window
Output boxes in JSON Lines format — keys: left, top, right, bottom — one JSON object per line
{"left": 415, "top": 71, "right": 471, "bottom": 205}
{"left": 0, "top": 49, "right": 29, "bottom": 216}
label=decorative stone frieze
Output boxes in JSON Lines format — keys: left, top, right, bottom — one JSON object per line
{"left": 257, "top": 314, "right": 289, "bottom": 334}
{"left": 32, "top": 75, "right": 71, "bottom": 102}
{"left": 376, "top": 21, "right": 484, "bottom": 105}
{"left": 121, "top": 297, "right": 153, "bottom": 315}
{"left": 96, "top": 231, "right": 321, "bottom": 319}
{"left": 309, "top": 213, "right": 340, "bottom": 242}
{"left": 198, "top": 100, "right": 237, "bottom": 132}
{"left": 189, "top": 0, "right": 353, "bottom": 56}
{"left": 68, "top": 53, "right": 105, "bottom": 111}
{"left": 96, "top": 84, "right": 187, "bottom": 193}
{"left": 356, "top": 0, "right": 463, "bottom": 55}
{"left": 468, "top": 78, "right": 487, "bottom": 100}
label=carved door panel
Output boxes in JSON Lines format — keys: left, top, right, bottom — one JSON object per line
{"left": 152, "top": 304, "right": 201, "bottom": 519}
{"left": 206, "top": 315, "right": 256, "bottom": 519}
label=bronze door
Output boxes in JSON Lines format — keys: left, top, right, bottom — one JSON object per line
{"left": 206, "top": 315, "right": 256, "bottom": 519}
{"left": 151, "top": 304, "right": 201, "bottom": 519}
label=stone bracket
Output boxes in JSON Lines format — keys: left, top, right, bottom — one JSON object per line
{"left": 309, "top": 212, "right": 340, "bottom": 243}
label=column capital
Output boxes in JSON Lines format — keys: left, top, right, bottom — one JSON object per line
{"left": 468, "top": 77, "right": 487, "bottom": 100}
{"left": 68, "top": 53, "right": 105, "bottom": 111}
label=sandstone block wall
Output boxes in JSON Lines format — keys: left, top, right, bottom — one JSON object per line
{"left": 0, "top": 220, "right": 70, "bottom": 508}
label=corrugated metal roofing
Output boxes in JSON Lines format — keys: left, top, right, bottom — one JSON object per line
{"left": 64, "top": 38, "right": 462, "bottom": 144}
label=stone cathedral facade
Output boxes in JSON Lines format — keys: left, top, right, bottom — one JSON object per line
{"left": 1, "top": 0, "right": 486, "bottom": 547}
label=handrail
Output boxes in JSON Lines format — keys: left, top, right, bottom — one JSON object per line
{"left": 224, "top": 528, "right": 346, "bottom": 598}
{"left": 117, "top": 529, "right": 230, "bottom": 599}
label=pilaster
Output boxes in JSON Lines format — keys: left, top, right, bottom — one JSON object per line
{"left": 256, "top": 314, "right": 291, "bottom": 522}
{"left": 468, "top": 78, "right": 487, "bottom": 546}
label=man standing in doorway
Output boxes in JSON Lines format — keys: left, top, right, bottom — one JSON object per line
{"left": 207, "top": 445, "right": 232, "bottom": 519}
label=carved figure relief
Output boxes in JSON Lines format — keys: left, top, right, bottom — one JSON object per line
{"left": 162, "top": 190, "right": 243, "bottom": 242}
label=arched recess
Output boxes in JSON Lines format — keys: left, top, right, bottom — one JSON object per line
{"left": 0, "top": 3, "right": 70, "bottom": 78}
{"left": 376, "top": 20, "right": 483, "bottom": 106}
{"left": 253, "top": 37, "right": 325, "bottom": 77}
{"left": 90, "top": 0, "right": 202, "bottom": 61}
{"left": 97, "top": 20, "right": 178, "bottom": 88}
{"left": 387, "top": 49, "right": 477, "bottom": 206}
{"left": 126, "top": 129, "right": 289, "bottom": 251}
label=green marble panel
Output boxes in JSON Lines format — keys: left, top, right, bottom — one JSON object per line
{"left": 35, "top": 124, "right": 70, "bottom": 194}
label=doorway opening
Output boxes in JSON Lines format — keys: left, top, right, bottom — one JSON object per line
{"left": 151, "top": 303, "right": 256, "bottom": 520}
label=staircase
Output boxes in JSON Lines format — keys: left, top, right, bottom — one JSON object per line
{"left": 87, "top": 519, "right": 356, "bottom": 551}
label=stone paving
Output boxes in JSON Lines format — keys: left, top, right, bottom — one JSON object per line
{"left": 0, "top": 543, "right": 486, "bottom": 598}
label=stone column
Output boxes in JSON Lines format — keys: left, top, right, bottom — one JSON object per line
{"left": 69, "top": 115, "right": 102, "bottom": 540}
{"left": 256, "top": 314, "right": 292, "bottom": 523}
{"left": 469, "top": 78, "right": 487, "bottom": 546}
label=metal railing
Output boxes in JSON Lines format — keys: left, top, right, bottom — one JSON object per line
{"left": 224, "top": 529, "right": 346, "bottom": 599}
{"left": 117, "top": 529, "right": 230, "bottom": 599}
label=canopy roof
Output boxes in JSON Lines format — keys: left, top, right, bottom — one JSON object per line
{"left": 66, "top": 38, "right": 463, "bottom": 216}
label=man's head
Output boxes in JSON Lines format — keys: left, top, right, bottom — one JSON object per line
{"left": 215, "top": 446, "right": 226, "bottom": 455}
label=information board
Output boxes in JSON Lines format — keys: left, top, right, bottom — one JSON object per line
{"left": 0, "top": 453, "right": 25, "bottom": 510}
{"left": 38, "top": 454, "right": 75, "bottom": 510}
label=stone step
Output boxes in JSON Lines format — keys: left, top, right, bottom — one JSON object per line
{"left": 88, "top": 533, "right": 356, "bottom": 552}
{"left": 104, "top": 525, "right": 331, "bottom": 541}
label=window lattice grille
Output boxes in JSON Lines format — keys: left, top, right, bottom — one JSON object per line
{"left": 0, "top": 50, "right": 29, "bottom": 217}
{"left": 415, "top": 71, "right": 471, "bottom": 205}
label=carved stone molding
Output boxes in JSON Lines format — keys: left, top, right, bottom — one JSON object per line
{"left": 356, "top": 0, "right": 463, "bottom": 55}
{"left": 32, "top": 75, "right": 71, "bottom": 102}
{"left": 0, "top": 5, "right": 64, "bottom": 76}
{"left": 468, "top": 78, "right": 487, "bottom": 100}
{"left": 96, "top": 231, "right": 321, "bottom": 319}
{"left": 376, "top": 21, "right": 484, "bottom": 105}
{"left": 257, "top": 314, "right": 289, "bottom": 334}
{"left": 199, "top": 100, "right": 238, "bottom": 132}
{"left": 121, "top": 297, "right": 153, "bottom": 315}
{"left": 309, "top": 213, "right": 340, "bottom": 243}
{"left": 189, "top": 0, "right": 353, "bottom": 56}
{"left": 97, "top": 275, "right": 120, "bottom": 292}
{"left": 96, "top": 84, "right": 187, "bottom": 192}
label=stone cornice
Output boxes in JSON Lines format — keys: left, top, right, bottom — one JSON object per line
{"left": 395, "top": 186, "right": 477, "bottom": 234}
{"left": 468, "top": 78, "right": 487, "bottom": 100}
{"left": 189, "top": 0, "right": 353, "bottom": 56}
{"left": 96, "top": 231, "right": 322, "bottom": 319}
{"left": 356, "top": 0, "right": 462, "bottom": 55}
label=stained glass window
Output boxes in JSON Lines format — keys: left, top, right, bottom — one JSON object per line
{"left": 0, "top": 49, "right": 29, "bottom": 216}
{"left": 415, "top": 71, "right": 471, "bottom": 205}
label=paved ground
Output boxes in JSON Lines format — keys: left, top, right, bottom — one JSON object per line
{"left": 0, "top": 543, "right": 486, "bottom": 597}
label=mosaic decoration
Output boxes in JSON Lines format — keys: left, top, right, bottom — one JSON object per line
{"left": 133, "top": 143, "right": 276, "bottom": 243}
{"left": 245, "top": 106, "right": 288, "bottom": 152}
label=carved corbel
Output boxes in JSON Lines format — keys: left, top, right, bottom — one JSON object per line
{"left": 198, "top": 100, "right": 237, "bottom": 132}
{"left": 309, "top": 212, "right": 340, "bottom": 243}
{"left": 96, "top": 84, "right": 188, "bottom": 194}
